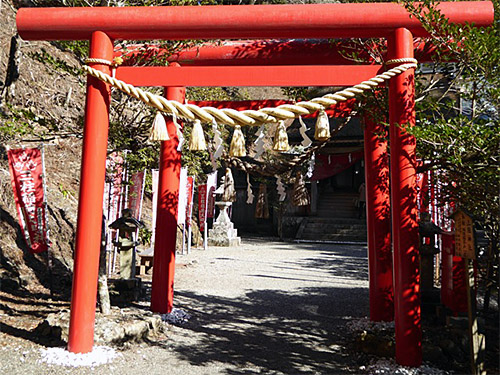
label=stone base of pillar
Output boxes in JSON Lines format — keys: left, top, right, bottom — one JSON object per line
{"left": 208, "top": 201, "right": 241, "bottom": 247}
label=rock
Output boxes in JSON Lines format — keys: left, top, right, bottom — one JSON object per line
{"left": 423, "top": 344, "right": 448, "bottom": 364}
{"left": 438, "top": 338, "right": 456, "bottom": 355}
{"left": 355, "top": 331, "right": 395, "bottom": 358}
{"left": 34, "top": 308, "right": 165, "bottom": 346}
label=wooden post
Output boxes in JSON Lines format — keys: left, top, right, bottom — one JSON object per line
{"left": 466, "top": 258, "right": 486, "bottom": 375}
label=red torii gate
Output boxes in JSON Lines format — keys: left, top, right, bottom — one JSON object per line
{"left": 16, "top": 1, "right": 493, "bottom": 368}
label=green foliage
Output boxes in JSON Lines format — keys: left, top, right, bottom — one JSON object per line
{"left": 0, "top": 115, "right": 34, "bottom": 141}
{"left": 55, "top": 41, "right": 89, "bottom": 61}
{"left": 58, "top": 183, "right": 75, "bottom": 199}
{"left": 399, "top": 0, "right": 499, "bottom": 254}
{"left": 139, "top": 227, "right": 152, "bottom": 246}
{"left": 0, "top": 105, "right": 54, "bottom": 142}
{"left": 28, "top": 48, "right": 81, "bottom": 76}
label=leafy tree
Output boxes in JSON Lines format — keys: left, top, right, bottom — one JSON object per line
{"left": 400, "top": 0, "right": 499, "bottom": 310}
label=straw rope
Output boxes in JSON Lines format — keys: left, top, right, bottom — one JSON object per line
{"left": 224, "top": 110, "right": 355, "bottom": 177}
{"left": 385, "top": 57, "right": 418, "bottom": 65}
{"left": 82, "top": 61, "right": 417, "bottom": 127}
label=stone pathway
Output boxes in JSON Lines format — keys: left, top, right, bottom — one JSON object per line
{"left": 154, "top": 237, "right": 370, "bottom": 374}
{"left": 1, "top": 237, "right": 371, "bottom": 375}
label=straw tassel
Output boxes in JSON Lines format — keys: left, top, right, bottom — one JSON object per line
{"left": 273, "top": 120, "right": 290, "bottom": 152}
{"left": 314, "top": 110, "right": 330, "bottom": 141}
{"left": 229, "top": 125, "right": 246, "bottom": 157}
{"left": 189, "top": 119, "right": 207, "bottom": 151}
{"left": 292, "top": 171, "right": 310, "bottom": 206}
{"left": 149, "top": 112, "right": 170, "bottom": 141}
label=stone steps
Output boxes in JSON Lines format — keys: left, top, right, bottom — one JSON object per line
{"left": 316, "top": 191, "right": 359, "bottom": 219}
{"left": 298, "top": 188, "right": 366, "bottom": 243}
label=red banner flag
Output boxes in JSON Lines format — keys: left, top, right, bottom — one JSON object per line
{"left": 206, "top": 171, "right": 217, "bottom": 219}
{"left": 198, "top": 184, "right": 207, "bottom": 232}
{"left": 7, "top": 148, "right": 48, "bottom": 253}
{"left": 104, "top": 152, "right": 124, "bottom": 224}
{"left": 186, "top": 176, "right": 194, "bottom": 226}
{"left": 127, "top": 171, "right": 145, "bottom": 220}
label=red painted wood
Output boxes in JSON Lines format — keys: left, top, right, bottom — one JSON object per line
{"left": 17, "top": 2, "right": 493, "bottom": 41}
{"left": 189, "top": 99, "right": 356, "bottom": 118}
{"left": 68, "top": 31, "right": 113, "bottom": 354}
{"left": 114, "top": 65, "right": 383, "bottom": 87}
{"left": 441, "top": 233, "right": 454, "bottom": 309}
{"left": 388, "top": 28, "right": 422, "bottom": 367}
{"left": 115, "top": 39, "right": 448, "bottom": 66}
{"left": 364, "top": 115, "right": 393, "bottom": 322}
{"left": 150, "top": 83, "right": 185, "bottom": 314}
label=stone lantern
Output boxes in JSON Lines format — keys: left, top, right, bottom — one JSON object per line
{"left": 109, "top": 208, "right": 144, "bottom": 279}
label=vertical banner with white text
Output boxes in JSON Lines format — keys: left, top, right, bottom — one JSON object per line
{"left": 7, "top": 148, "right": 48, "bottom": 254}
{"left": 206, "top": 171, "right": 217, "bottom": 219}
{"left": 186, "top": 177, "right": 195, "bottom": 226}
{"left": 198, "top": 184, "right": 207, "bottom": 233}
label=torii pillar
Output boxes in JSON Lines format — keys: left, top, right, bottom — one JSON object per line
{"left": 150, "top": 83, "right": 185, "bottom": 314}
{"left": 68, "top": 31, "right": 113, "bottom": 353}
{"left": 388, "top": 28, "right": 422, "bottom": 366}
{"left": 364, "top": 115, "right": 393, "bottom": 322}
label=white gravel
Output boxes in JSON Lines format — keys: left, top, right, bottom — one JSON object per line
{"left": 39, "top": 346, "right": 121, "bottom": 367}
{"left": 364, "top": 358, "right": 451, "bottom": 375}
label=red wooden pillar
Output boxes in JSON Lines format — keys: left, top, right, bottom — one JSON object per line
{"left": 452, "top": 255, "right": 468, "bottom": 313}
{"left": 387, "top": 28, "right": 422, "bottom": 367}
{"left": 150, "top": 84, "right": 185, "bottom": 314}
{"left": 68, "top": 31, "right": 113, "bottom": 353}
{"left": 363, "top": 115, "right": 393, "bottom": 322}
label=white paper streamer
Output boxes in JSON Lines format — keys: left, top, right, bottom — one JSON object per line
{"left": 276, "top": 176, "right": 286, "bottom": 202}
{"left": 209, "top": 147, "right": 217, "bottom": 171}
{"left": 213, "top": 120, "right": 223, "bottom": 159}
{"left": 174, "top": 114, "right": 185, "bottom": 152}
{"left": 306, "top": 153, "right": 315, "bottom": 179}
{"left": 299, "top": 116, "right": 312, "bottom": 148}
{"left": 246, "top": 174, "right": 254, "bottom": 204}
{"left": 254, "top": 125, "right": 266, "bottom": 159}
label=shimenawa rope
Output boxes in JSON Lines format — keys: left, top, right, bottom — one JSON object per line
{"left": 82, "top": 59, "right": 417, "bottom": 127}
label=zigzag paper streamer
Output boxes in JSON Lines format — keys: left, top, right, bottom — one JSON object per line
{"left": 276, "top": 176, "right": 287, "bottom": 202}
{"left": 174, "top": 114, "right": 185, "bottom": 152}
{"left": 306, "top": 153, "right": 316, "bottom": 179}
{"left": 254, "top": 125, "right": 266, "bottom": 159}
{"left": 299, "top": 116, "right": 312, "bottom": 148}
{"left": 208, "top": 147, "right": 217, "bottom": 171}
{"left": 213, "top": 120, "right": 223, "bottom": 159}
{"left": 246, "top": 173, "right": 254, "bottom": 204}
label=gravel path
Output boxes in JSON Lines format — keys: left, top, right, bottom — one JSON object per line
{"left": 1, "top": 237, "right": 370, "bottom": 375}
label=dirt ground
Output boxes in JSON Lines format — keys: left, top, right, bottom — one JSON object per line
{"left": 1, "top": 237, "right": 499, "bottom": 375}
{"left": 1, "top": 238, "right": 372, "bottom": 375}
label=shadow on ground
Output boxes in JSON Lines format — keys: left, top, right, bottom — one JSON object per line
{"left": 168, "top": 285, "right": 368, "bottom": 374}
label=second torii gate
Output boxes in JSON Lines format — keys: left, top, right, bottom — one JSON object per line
{"left": 16, "top": 1, "right": 494, "bottom": 368}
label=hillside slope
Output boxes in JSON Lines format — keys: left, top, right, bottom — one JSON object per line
{"left": 1, "top": 1, "right": 86, "bottom": 295}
